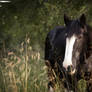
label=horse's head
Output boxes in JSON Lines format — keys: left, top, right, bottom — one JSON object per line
{"left": 63, "top": 14, "right": 88, "bottom": 75}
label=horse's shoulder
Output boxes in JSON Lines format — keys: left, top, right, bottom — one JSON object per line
{"left": 48, "top": 26, "right": 65, "bottom": 38}
{"left": 54, "top": 26, "right": 65, "bottom": 37}
{"left": 47, "top": 26, "right": 65, "bottom": 44}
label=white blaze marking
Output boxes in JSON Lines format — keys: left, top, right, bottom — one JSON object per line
{"left": 63, "top": 35, "right": 76, "bottom": 70}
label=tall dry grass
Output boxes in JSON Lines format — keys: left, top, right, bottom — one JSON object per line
{"left": 0, "top": 35, "right": 48, "bottom": 92}
{"left": 0, "top": 35, "right": 88, "bottom": 92}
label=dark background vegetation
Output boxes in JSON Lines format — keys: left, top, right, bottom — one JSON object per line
{"left": 0, "top": 0, "right": 92, "bottom": 92}
{"left": 0, "top": 0, "right": 92, "bottom": 51}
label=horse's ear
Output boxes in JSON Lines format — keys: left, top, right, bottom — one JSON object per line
{"left": 79, "top": 14, "right": 86, "bottom": 26}
{"left": 64, "top": 14, "right": 71, "bottom": 26}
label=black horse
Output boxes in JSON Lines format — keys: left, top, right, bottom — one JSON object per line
{"left": 44, "top": 14, "right": 92, "bottom": 92}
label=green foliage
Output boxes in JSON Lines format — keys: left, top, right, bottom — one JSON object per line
{"left": 77, "top": 79, "right": 87, "bottom": 92}
{"left": 0, "top": 0, "right": 91, "bottom": 50}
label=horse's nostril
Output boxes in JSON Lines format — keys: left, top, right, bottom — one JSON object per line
{"left": 67, "top": 65, "right": 74, "bottom": 72}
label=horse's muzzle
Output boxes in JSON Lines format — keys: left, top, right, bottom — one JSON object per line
{"left": 67, "top": 65, "right": 76, "bottom": 75}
